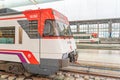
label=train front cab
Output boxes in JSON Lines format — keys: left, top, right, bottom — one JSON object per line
{"left": 25, "top": 9, "right": 77, "bottom": 75}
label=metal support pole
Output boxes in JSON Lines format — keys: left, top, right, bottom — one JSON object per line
{"left": 119, "top": 23, "right": 120, "bottom": 38}
{"left": 87, "top": 23, "right": 89, "bottom": 34}
{"left": 97, "top": 22, "right": 99, "bottom": 44}
{"left": 97, "top": 22, "right": 99, "bottom": 38}
{"left": 77, "top": 24, "right": 79, "bottom": 33}
{"left": 108, "top": 20, "right": 112, "bottom": 38}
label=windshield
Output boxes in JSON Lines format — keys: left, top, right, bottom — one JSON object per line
{"left": 43, "top": 20, "right": 72, "bottom": 37}
{"left": 54, "top": 20, "right": 72, "bottom": 36}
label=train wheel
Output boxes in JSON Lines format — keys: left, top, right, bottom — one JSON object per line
{"left": 6, "top": 63, "right": 25, "bottom": 75}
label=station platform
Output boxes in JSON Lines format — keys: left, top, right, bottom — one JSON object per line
{"left": 77, "top": 49, "right": 120, "bottom": 69}
{"left": 78, "top": 49, "right": 120, "bottom": 63}
{"left": 75, "top": 49, "right": 120, "bottom": 78}
{"left": 77, "top": 43, "right": 120, "bottom": 50}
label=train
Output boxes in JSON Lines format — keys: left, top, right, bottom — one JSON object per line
{"left": 0, "top": 8, "right": 77, "bottom": 76}
{"left": 73, "top": 32, "right": 100, "bottom": 43}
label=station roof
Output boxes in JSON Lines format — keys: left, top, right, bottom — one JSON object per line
{"left": 70, "top": 18, "right": 120, "bottom": 25}
{"left": 0, "top": 0, "right": 62, "bottom": 8}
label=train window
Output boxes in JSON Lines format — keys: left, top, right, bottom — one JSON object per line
{"left": 55, "top": 21, "right": 72, "bottom": 36}
{"left": 74, "top": 36, "right": 78, "bottom": 39}
{"left": 28, "top": 20, "right": 39, "bottom": 38}
{"left": 18, "top": 20, "right": 40, "bottom": 39}
{"left": 43, "top": 20, "right": 55, "bottom": 36}
{"left": 0, "top": 27, "right": 15, "bottom": 44}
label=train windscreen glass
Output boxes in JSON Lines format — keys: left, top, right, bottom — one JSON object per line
{"left": 54, "top": 20, "right": 72, "bottom": 36}
{"left": 43, "top": 20, "right": 72, "bottom": 37}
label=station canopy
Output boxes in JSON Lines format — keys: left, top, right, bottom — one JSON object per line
{"left": 0, "top": 0, "right": 62, "bottom": 8}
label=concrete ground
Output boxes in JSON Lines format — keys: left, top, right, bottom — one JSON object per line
{"left": 77, "top": 49, "right": 120, "bottom": 68}
{"left": 77, "top": 43, "right": 120, "bottom": 50}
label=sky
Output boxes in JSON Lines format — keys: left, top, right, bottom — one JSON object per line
{"left": 10, "top": 0, "right": 120, "bottom": 21}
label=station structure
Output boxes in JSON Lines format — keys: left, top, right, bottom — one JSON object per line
{"left": 70, "top": 18, "right": 120, "bottom": 43}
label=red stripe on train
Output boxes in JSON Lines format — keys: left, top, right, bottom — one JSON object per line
{"left": 0, "top": 49, "right": 39, "bottom": 64}
{"left": 22, "top": 51, "right": 39, "bottom": 64}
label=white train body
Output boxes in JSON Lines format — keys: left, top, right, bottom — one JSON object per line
{"left": 0, "top": 8, "right": 77, "bottom": 75}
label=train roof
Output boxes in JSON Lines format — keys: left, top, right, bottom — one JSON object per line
{"left": 0, "top": 8, "right": 21, "bottom": 16}
{"left": 0, "top": 8, "right": 68, "bottom": 24}
{"left": 0, "top": 8, "right": 65, "bottom": 17}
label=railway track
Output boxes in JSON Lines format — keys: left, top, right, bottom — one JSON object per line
{"left": 0, "top": 71, "right": 119, "bottom": 80}
{"left": 1, "top": 63, "right": 120, "bottom": 80}
{"left": 0, "top": 71, "right": 50, "bottom": 80}
{"left": 59, "top": 62, "right": 120, "bottom": 80}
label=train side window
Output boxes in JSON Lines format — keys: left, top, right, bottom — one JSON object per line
{"left": 0, "top": 27, "right": 15, "bottom": 44}
{"left": 18, "top": 20, "right": 40, "bottom": 39}
{"left": 43, "top": 20, "right": 55, "bottom": 36}
{"left": 28, "top": 20, "right": 39, "bottom": 38}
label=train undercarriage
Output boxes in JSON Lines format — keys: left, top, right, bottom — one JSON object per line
{"left": 0, "top": 60, "right": 120, "bottom": 80}
{"left": 0, "top": 52, "right": 78, "bottom": 76}
{"left": 0, "top": 61, "right": 31, "bottom": 76}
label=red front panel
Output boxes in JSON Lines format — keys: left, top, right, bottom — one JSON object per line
{"left": 23, "top": 9, "right": 55, "bottom": 36}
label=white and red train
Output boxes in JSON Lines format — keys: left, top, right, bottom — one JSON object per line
{"left": 0, "top": 8, "right": 77, "bottom": 75}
